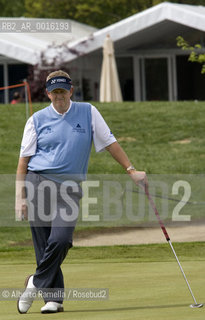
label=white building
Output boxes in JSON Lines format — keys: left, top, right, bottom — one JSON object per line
{"left": 1, "top": 2, "right": 205, "bottom": 102}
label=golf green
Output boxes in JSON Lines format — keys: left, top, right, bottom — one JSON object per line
{"left": 0, "top": 260, "right": 204, "bottom": 319}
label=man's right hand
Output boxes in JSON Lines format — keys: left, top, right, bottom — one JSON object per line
{"left": 15, "top": 197, "right": 28, "bottom": 221}
{"left": 127, "top": 170, "right": 148, "bottom": 189}
{"left": 15, "top": 179, "right": 28, "bottom": 221}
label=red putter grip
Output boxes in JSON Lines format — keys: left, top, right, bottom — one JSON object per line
{"left": 144, "top": 185, "right": 170, "bottom": 241}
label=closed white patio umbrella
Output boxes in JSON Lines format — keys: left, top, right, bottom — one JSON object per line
{"left": 100, "top": 34, "right": 123, "bottom": 102}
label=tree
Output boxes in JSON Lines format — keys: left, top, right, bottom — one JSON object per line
{"left": 0, "top": 0, "right": 25, "bottom": 17}
{"left": 176, "top": 36, "right": 205, "bottom": 74}
{"left": 24, "top": 0, "right": 155, "bottom": 28}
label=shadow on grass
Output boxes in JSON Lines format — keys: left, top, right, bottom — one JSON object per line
{"left": 63, "top": 303, "right": 193, "bottom": 313}
{"left": 29, "top": 303, "right": 196, "bottom": 314}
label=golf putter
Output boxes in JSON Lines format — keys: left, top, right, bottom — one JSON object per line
{"left": 141, "top": 182, "right": 203, "bottom": 308}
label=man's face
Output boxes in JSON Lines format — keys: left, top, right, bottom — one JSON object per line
{"left": 47, "top": 88, "right": 73, "bottom": 110}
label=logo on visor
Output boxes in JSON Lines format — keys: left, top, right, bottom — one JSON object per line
{"left": 51, "top": 78, "right": 66, "bottom": 84}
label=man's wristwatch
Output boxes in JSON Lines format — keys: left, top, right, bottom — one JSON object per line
{"left": 126, "top": 165, "right": 136, "bottom": 173}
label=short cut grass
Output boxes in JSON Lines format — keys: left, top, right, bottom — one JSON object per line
{"left": 46, "top": 70, "right": 71, "bottom": 81}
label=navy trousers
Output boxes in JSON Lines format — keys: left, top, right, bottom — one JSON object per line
{"left": 26, "top": 171, "right": 82, "bottom": 303}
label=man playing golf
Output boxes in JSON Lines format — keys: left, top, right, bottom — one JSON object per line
{"left": 15, "top": 70, "right": 147, "bottom": 314}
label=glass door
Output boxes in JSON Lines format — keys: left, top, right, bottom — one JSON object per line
{"left": 144, "top": 58, "right": 168, "bottom": 101}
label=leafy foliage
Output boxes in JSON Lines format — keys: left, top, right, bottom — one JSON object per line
{"left": 23, "top": 0, "right": 153, "bottom": 28}
{"left": 176, "top": 36, "right": 205, "bottom": 74}
{"left": 0, "top": 0, "right": 25, "bottom": 17}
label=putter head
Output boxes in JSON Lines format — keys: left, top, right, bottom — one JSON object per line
{"left": 190, "top": 303, "right": 203, "bottom": 308}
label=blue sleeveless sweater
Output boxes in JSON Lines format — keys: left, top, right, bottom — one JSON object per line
{"left": 28, "top": 102, "right": 92, "bottom": 181}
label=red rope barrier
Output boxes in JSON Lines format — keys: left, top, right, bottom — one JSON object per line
{"left": 0, "top": 83, "right": 25, "bottom": 91}
{"left": 0, "top": 81, "right": 33, "bottom": 116}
